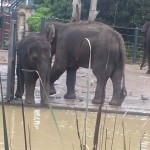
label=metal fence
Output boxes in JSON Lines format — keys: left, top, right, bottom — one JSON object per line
{"left": 0, "top": 13, "right": 10, "bottom": 49}
{"left": 114, "top": 26, "right": 144, "bottom": 63}
{"left": 0, "top": 0, "right": 25, "bottom": 49}
{"left": 0, "top": 16, "right": 144, "bottom": 63}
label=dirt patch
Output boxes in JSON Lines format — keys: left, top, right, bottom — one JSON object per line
{"left": 0, "top": 50, "right": 8, "bottom": 64}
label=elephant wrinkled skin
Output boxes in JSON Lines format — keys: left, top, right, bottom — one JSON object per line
{"left": 46, "top": 21, "right": 127, "bottom": 106}
{"left": 140, "top": 22, "right": 150, "bottom": 74}
{"left": 15, "top": 33, "right": 51, "bottom": 105}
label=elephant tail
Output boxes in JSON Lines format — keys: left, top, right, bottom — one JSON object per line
{"left": 118, "top": 34, "right": 127, "bottom": 101}
{"left": 121, "top": 73, "right": 127, "bottom": 102}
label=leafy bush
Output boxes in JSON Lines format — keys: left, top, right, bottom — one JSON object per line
{"left": 27, "top": 6, "right": 53, "bottom": 32}
{"left": 27, "top": 0, "right": 72, "bottom": 32}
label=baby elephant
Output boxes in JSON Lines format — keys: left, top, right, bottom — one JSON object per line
{"left": 15, "top": 33, "right": 51, "bottom": 105}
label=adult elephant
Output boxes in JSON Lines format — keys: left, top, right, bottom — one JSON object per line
{"left": 46, "top": 21, "right": 127, "bottom": 106}
{"left": 140, "top": 22, "right": 150, "bottom": 74}
{"left": 15, "top": 32, "right": 51, "bottom": 105}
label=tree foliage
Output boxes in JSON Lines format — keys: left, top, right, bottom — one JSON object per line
{"left": 27, "top": 0, "right": 150, "bottom": 31}
{"left": 97, "top": 0, "right": 150, "bottom": 28}
{"left": 52, "top": 0, "right": 72, "bottom": 19}
{"left": 80, "top": 0, "right": 150, "bottom": 28}
{"left": 27, "top": 0, "right": 72, "bottom": 31}
{"left": 27, "top": 6, "right": 53, "bottom": 31}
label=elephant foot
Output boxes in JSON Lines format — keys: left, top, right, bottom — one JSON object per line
{"left": 10, "top": 97, "right": 22, "bottom": 103}
{"left": 92, "top": 98, "right": 104, "bottom": 104}
{"left": 15, "top": 94, "right": 22, "bottom": 100}
{"left": 109, "top": 99, "right": 122, "bottom": 106}
{"left": 140, "top": 64, "right": 145, "bottom": 70}
{"left": 25, "top": 99, "right": 35, "bottom": 104}
{"left": 64, "top": 92, "right": 76, "bottom": 99}
{"left": 146, "top": 69, "right": 150, "bottom": 74}
{"left": 41, "top": 101, "right": 48, "bottom": 106}
{"left": 50, "top": 84, "right": 56, "bottom": 95}
{"left": 14, "top": 97, "right": 22, "bottom": 101}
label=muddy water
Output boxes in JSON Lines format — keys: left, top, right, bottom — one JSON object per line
{"left": 0, "top": 106, "right": 150, "bottom": 150}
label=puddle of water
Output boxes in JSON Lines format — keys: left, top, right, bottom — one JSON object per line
{"left": 0, "top": 106, "right": 150, "bottom": 150}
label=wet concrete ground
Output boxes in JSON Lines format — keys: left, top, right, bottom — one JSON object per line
{"left": 0, "top": 50, "right": 150, "bottom": 115}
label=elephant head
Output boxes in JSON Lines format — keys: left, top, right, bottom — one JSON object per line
{"left": 28, "top": 42, "right": 51, "bottom": 61}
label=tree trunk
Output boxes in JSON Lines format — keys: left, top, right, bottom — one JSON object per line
{"left": 88, "top": 0, "right": 99, "bottom": 21}
{"left": 71, "top": 0, "right": 81, "bottom": 22}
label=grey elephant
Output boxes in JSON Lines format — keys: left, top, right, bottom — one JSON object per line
{"left": 15, "top": 32, "right": 51, "bottom": 105}
{"left": 46, "top": 21, "right": 127, "bottom": 106}
{"left": 140, "top": 22, "right": 150, "bottom": 74}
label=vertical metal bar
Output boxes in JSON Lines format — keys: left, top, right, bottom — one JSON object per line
{"left": 0, "top": 74, "right": 9, "bottom": 150}
{"left": 41, "top": 17, "right": 45, "bottom": 34}
{"left": 6, "top": 19, "right": 17, "bottom": 101}
{"left": 133, "top": 27, "right": 139, "bottom": 63}
{"left": 12, "top": 11, "right": 18, "bottom": 40}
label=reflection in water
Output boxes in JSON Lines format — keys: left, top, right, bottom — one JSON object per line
{"left": 33, "top": 109, "right": 41, "bottom": 130}
{"left": 11, "top": 110, "right": 15, "bottom": 140}
{"left": 0, "top": 106, "right": 150, "bottom": 150}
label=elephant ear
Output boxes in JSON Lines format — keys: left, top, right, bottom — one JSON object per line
{"left": 45, "top": 24, "right": 55, "bottom": 43}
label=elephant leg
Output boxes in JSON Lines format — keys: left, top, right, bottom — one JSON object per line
{"left": 147, "top": 69, "right": 150, "bottom": 74}
{"left": 140, "top": 42, "right": 146, "bottom": 70}
{"left": 109, "top": 67, "right": 124, "bottom": 106}
{"left": 50, "top": 83, "right": 56, "bottom": 95}
{"left": 140, "top": 53, "right": 146, "bottom": 70}
{"left": 50, "top": 61, "right": 67, "bottom": 95}
{"left": 146, "top": 49, "right": 150, "bottom": 74}
{"left": 92, "top": 79, "right": 107, "bottom": 104}
{"left": 64, "top": 68, "right": 77, "bottom": 99}
{"left": 15, "top": 65, "right": 24, "bottom": 99}
{"left": 24, "top": 72, "right": 37, "bottom": 104}
{"left": 92, "top": 67, "right": 108, "bottom": 104}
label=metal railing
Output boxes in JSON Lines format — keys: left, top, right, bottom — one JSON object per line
{"left": 114, "top": 26, "right": 144, "bottom": 63}
{"left": 1, "top": 16, "right": 145, "bottom": 63}
{"left": 0, "top": 0, "right": 25, "bottom": 49}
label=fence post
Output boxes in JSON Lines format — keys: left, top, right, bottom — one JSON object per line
{"left": 6, "top": 19, "right": 17, "bottom": 101}
{"left": 12, "top": 10, "right": 18, "bottom": 39}
{"left": 41, "top": 17, "right": 45, "bottom": 35}
{"left": 133, "top": 27, "right": 139, "bottom": 63}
